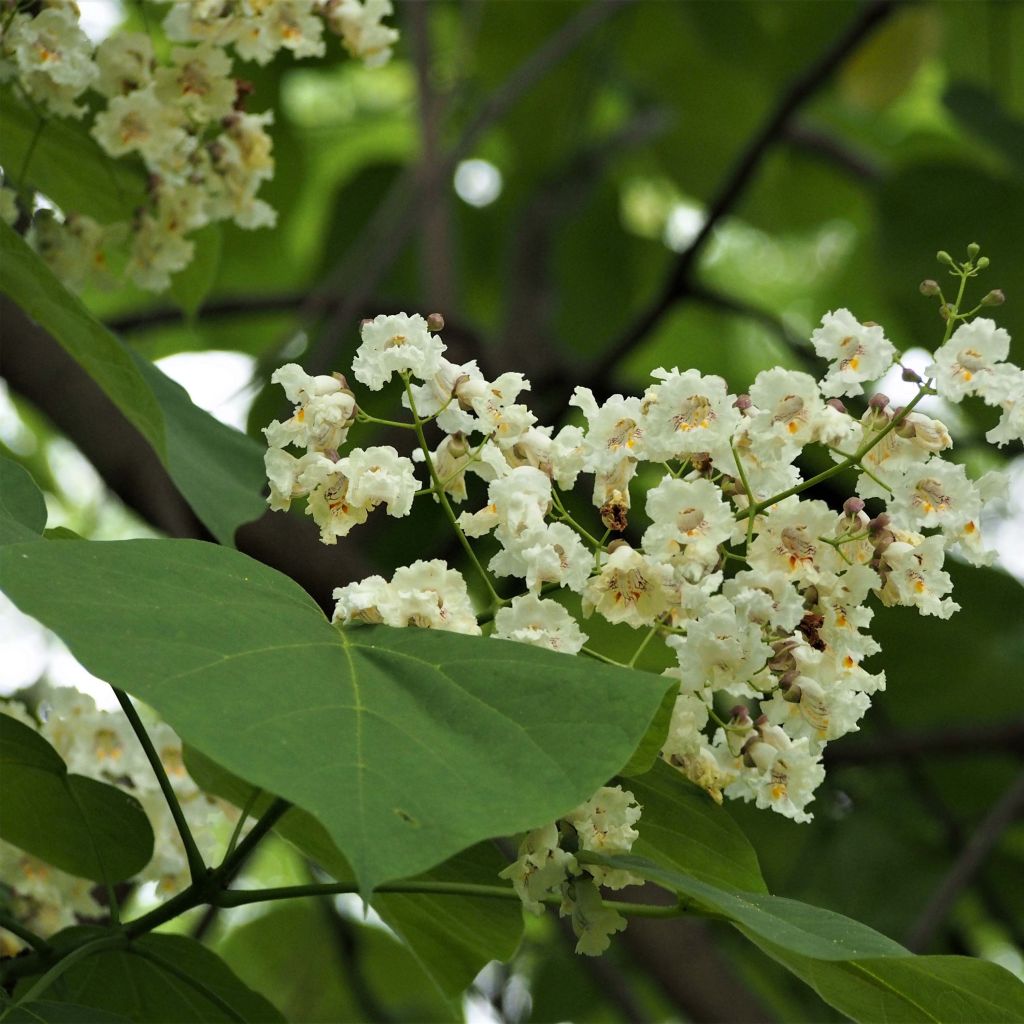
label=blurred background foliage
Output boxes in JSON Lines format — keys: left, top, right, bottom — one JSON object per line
{"left": 2, "top": 1, "right": 1024, "bottom": 1021}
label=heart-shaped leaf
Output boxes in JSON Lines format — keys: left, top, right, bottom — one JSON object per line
{"left": 0, "top": 539, "right": 674, "bottom": 892}
{"left": 0, "top": 457, "right": 46, "bottom": 546}
{"left": 0, "top": 714, "right": 154, "bottom": 884}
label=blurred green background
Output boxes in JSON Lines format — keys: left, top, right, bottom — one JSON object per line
{"left": 2, "top": 1, "right": 1023, "bottom": 1020}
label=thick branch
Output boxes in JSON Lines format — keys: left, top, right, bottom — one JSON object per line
{"left": 826, "top": 720, "right": 1024, "bottom": 767}
{"left": 588, "top": 0, "right": 897, "bottom": 396}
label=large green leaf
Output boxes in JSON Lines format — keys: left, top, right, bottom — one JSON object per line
{"left": 0, "top": 88, "right": 146, "bottom": 222}
{"left": 0, "top": 456, "right": 46, "bottom": 546}
{"left": 169, "top": 225, "right": 223, "bottom": 319}
{"left": 0, "top": 539, "right": 674, "bottom": 893}
{"left": 37, "top": 929, "right": 283, "bottom": 1024}
{"left": 0, "top": 714, "right": 153, "bottom": 884}
{"left": 0, "top": 223, "right": 266, "bottom": 544}
{"left": 185, "top": 746, "right": 524, "bottom": 999}
{"left": 128, "top": 352, "right": 266, "bottom": 546}
{"left": 589, "top": 852, "right": 1024, "bottom": 1020}
{"left": 626, "top": 761, "right": 768, "bottom": 893}
{"left": 589, "top": 853, "right": 905, "bottom": 960}
{"left": 0, "top": 223, "right": 165, "bottom": 458}
{"left": 753, "top": 939, "right": 1024, "bottom": 1024}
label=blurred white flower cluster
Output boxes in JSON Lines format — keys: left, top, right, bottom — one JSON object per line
{"left": 0, "top": 0, "right": 398, "bottom": 290}
{"left": 260, "top": 249, "right": 1021, "bottom": 952}
{"left": 0, "top": 688, "right": 234, "bottom": 953}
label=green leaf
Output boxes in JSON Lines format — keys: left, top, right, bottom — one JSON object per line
{"left": 0, "top": 714, "right": 153, "bottom": 884}
{"left": 217, "top": 902, "right": 456, "bottom": 1023}
{"left": 587, "top": 853, "right": 905, "bottom": 960}
{"left": 185, "top": 746, "right": 524, "bottom": 998}
{"left": 169, "top": 225, "right": 223, "bottom": 319}
{"left": 128, "top": 352, "right": 266, "bottom": 546}
{"left": 625, "top": 760, "right": 768, "bottom": 893}
{"left": 0, "top": 87, "right": 146, "bottom": 222}
{"left": 0, "top": 538, "right": 675, "bottom": 893}
{"left": 0, "top": 222, "right": 165, "bottom": 458}
{"left": 944, "top": 82, "right": 1024, "bottom": 178}
{"left": 618, "top": 686, "right": 677, "bottom": 778}
{"left": 1, "top": 1001, "right": 131, "bottom": 1024}
{"left": 43, "top": 929, "right": 283, "bottom": 1023}
{"left": 0, "top": 456, "right": 46, "bottom": 545}
{"left": 753, "top": 939, "right": 1024, "bottom": 1024}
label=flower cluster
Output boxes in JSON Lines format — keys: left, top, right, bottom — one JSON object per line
{"left": 257, "top": 249, "right": 1021, "bottom": 951}
{"left": 500, "top": 786, "right": 643, "bottom": 954}
{"left": 0, "top": 0, "right": 398, "bottom": 290}
{"left": 0, "top": 689, "right": 234, "bottom": 954}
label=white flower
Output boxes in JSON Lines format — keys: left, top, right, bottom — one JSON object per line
{"left": 264, "top": 364, "right": 356, "bottom": 453}
{"left": 263, "top": 447, "right": 319, "bottom": 511}
{"left": 207, "top": 110, "right": 277, "bottom": 229}
{"left": 549, "top": 425, "right": 586, "bottom": 489}
{"left": 570, "top": 387, "right": 646, "bottom": 508}
{"left": 666, "top": 595, "right": 772, "bottom": 698}
{"left": 490, "top": 521, "right": 592, "bottom": 594}
{"left": 727, "top": 726, "right": 825, "bottom": 823}
{"left": 155, "top": 43, "right": 237, "bottom": 122}
{"left": 94, "top": 31, "right": 153, "bottom": 97}
{"left": 29, "top": 212, "right": 127, "bottom": 294}
{"left": 301, "top": 447, "right": 416, "bottom": 543}
{"left": 927, "top": 318, "right": 1012, "bottom": 403}
{"left": 468, "top": 372, "right": 536, "bottom": 449}
{"left": 493, "top": 594, "right": 588, "bottom": 654}
{"left": 92, "top": 85, "right": 194, "bottom": 174}
{"left": 352, "top": 313, "right": 445, "bottom": 391}
{"left": 583, "top": 544, "right": 675, "bottom": 628}
{"left": 458, "top": 465, "right": 551, "bottom": 539}
{"left": 388, "top": 560, "right": 480, "bottom": 634}
{"left": 560, "top": 876, "right": 627, "bottom": 956}
{"left": 876, "top": 535, "right": 959, "bottom": 619}
{"left": 642, "top": 477, "right": 734, "bottom": 576}
{"left": 747, "top": 496, "right": 840, "bottom": 586}
{"left": 810, "top": 309, "right": 896, "bottom": 397}
{"left": 403, "top": 358, "right": 483, "bottom": 435}
{"left": 722, "top": 569, "right": 805, "bottom": 634}
{"left": 563, "top": 786, "right": 642, "bottom": 890}
{"left": 983, "top": 364, "right": 1024, "bottom": 447}
{"left": 233, "top": 2, "right": 326, "bottom": 65}
{"left": 323, "top": 0, "right": 400, "bottom": 67}
{"left": 747, "top": 368, "right": 825, "bottom": 457}
{"left": 332, "top": 575, "right": 392, "bottom": 625}
{"left": 499, "top": 823, "right": 577, "bottom": 915}
{"left": 640, "top": 367, "right": 739, "bottom": 465}
{"left": 10, "top": 8, "right": 97, "bottom": 118}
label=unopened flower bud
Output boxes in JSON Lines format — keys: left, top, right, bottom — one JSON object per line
{"left": 967, "top": 242, "right": 981, "bottom": 260}
{"left": 981, "top": 288, "right": 1004, "bottom": 306}
{"left": 826, "top": 398, "right": 847, "bottom": 414}
{"left": 733, "top": 394, "right": 752, "bottom": 412}
{"left": 690, "top": 453, "right": 713, "bottom": 477}
{"left": 901, "top": 366, "right": 922, "bottom": 383}
{"left": 606, "top": 538, "right": 630, "bottom": 555}
{"left": 919, "top": 279, "right": 940, "bottom": 296}
{"left": 426, "top": 312, "right": 445, "bottom": 332}
{"left": 975, "top": 256, "right": 990, "bottom": 270}
{"left": 843, "top": 496, "right": 865, "bottom": 517}
{"left": 936, "top": 250, "right": 955, "bottom": 267}
{"left": 939, "top": 303, "right": 954, "bottom": 321}
{"left": 868, "top": 393, "right": 890, "bottom": 411}
{"left": 730, "top": 705, "right": 751, "bottom": 724}
{"left": 868, "top": 513, "right": 890, "bottom": 533}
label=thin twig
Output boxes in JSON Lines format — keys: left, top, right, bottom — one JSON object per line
{"left": 112, "top": 687, "right": 207, "bottom": 883}
{"left": 906, "top": 770, "right": 1024, "bottom": 952}
{"left": 588, "top": 0, "right": 898, "bottom": 396}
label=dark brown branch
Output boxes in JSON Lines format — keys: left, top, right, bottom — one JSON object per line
{"left": 783, "top": 121, "right": 885, "bottom": 182}
{"left": 106, "top": 292, "right": 311, "bottom": 334}
{"left": 588, "top": 0, "right": 898, "bottom": 397}
{"left": 826, "top": 720, "right": 1024, "bottom": 767}
{"left": 906, "top": 770, "right": 1024, "bottom": 953}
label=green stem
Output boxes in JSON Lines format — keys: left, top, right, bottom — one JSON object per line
{"left": 220, "top": 798, "right": 290, "bottom": 880}
{"left": 357, "top": 411, "right": 418, "bottom": 430}
{"left": 581, "top": 645, "right": 627, "bottom": 668}
{"left": 112, "top": 688, "right": 206, "bottom": 883}
{"left": 223, "top": 787, "right": 263, "bottom": 861}
{"left": 627, "top": 626, "right": 659, "bottom": 668}
{"left": 403, "top": 375, "right": 502, "bottom": 606}
{"left": 14, "top": 111, "right": 45, "bottom": 197}
{"left": 552, "top": 488, "right": 605, "bottom": 550}
{"left": 730, "top": 442, "right": 757, "bottom": 547}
